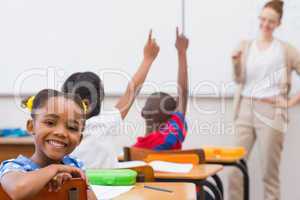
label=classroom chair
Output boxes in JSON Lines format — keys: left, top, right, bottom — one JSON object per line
{"left": 0, "top": 178, "right": 88, "bottom": 200}
{"left": 122, "top": 165, "right": 155, "bottom": 182}
{"left": 123, "top": 147, "right": 205, "bottom": 163}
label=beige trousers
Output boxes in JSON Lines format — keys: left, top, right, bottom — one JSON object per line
{"left": 228, "top": 98, "right": 285, "bottom": 200}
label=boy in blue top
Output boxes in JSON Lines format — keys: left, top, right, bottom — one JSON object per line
{"left": 133, "top": 28, "right": 189, "bottom": 151}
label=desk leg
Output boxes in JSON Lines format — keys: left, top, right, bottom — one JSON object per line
{"left": 240, "top": 159, "right": 248, "bottom": 171}
{"left": 211, "top": 174, "right": 223, "bottom": 198}
{"left": 232, "top": 162, "right": 249, "bottom": 200}
{"left": 200, "top": 180, "right": 223, "bottom": 200}
{"left": 207, "top": 160, "right": 249, "bottom": 200}
{"left": 198, "top": 183, "right": 205, "bottom": 200}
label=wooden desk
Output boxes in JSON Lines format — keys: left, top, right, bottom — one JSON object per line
{"left": 154, "top": 164, "right": 223, "bottom": 200}
{"left": 206, "top": 156, "right": 245, "bottom": 163}
{"left": 204, "top": 147, "right": 249, "bottom": 200}
{"left": 118, "top": 154, "right": 244, "bottom": 163}
{"left": 154, "top": 164, "right": 223, "bottom": 180}
{"left": 0, "top": 137, "right": 35, "bottom": 162}
{"left": 114, "top": 182, "right": 196, "bottom": 200}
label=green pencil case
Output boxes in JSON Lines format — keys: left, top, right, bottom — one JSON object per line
{"left": 86, "top": 169, "right": 137, "bottom": 186}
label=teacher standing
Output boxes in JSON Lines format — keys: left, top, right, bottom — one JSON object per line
{"left": 229, "top": 0, "right": 300, "bottom": 200}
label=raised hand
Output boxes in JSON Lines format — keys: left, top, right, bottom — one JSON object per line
{"left": 175, "top": 27, "right": 189, "bottom": 54}
{"left": 175, "top": 27, "right": 188, "bottom": 116}
{"left": 115, "top": 29, "right": 159, "bottom": 119}
{"left": 144, "top": 29, "right": 160, "bottom": 61}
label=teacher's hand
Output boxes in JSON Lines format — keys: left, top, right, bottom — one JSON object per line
{"left": 272, "top": 96, "right": 294, "bottom": 108}
{"left": 232, "top": 51, "right": 242, "bottom": 66}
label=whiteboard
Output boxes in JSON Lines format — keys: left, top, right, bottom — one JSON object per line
{"left": 186, "top": 0, "right": 255, "bottom": 96}
{"left": 0, "top": 0, "right": 181, "bottom": 95}
{"left": 0, "top": 0, "right": 300, "bottom": 96}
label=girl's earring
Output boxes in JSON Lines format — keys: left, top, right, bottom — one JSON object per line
{"left": 26, "top": 120, "right": 35, "bottom": 135}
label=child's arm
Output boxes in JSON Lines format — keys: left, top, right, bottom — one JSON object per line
{"left": 0, "top": 164, "right": 85, "bottom": 200}
{"left": 175, "top": 28, "right": 189, "bottom": 116}
{"left": 115, "top": 30, "right": 159, "bottom": 119}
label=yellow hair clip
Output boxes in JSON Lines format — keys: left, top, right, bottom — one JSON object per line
{"left": 26, "top": 96, "right": 35, "bottom": 111}
{"left": 82, "top": 101, "right": 88, "bottom": 113}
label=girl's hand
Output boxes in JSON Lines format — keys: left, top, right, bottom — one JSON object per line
{"left": 175, "top": 27, "right": 189, "bottom": 55}
{"left": 144, "top": 29, "right": 160, "bottom": 62}
{"left": 51, "top": 164, "right": 86, "bottom": 180}
{"left": 232, "top": 51, "right": 242, "bottom": 66}
{"left": 48, "top": 172, "right": 72, "bottom": 192}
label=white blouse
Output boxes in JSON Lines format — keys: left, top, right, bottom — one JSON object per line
{"left": 242, "top": 39, "right": 285, "bottom": 98}
{"left": 71, "top": 108, "right": 122, "bottom": 169}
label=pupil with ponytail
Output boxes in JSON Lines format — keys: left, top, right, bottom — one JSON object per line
{"left": 0, "top": 89, "right": 97, "bottom": 199}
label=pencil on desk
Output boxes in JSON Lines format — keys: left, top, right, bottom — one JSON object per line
{"left": 144, "top": 185, "right": 173, "bottom": 193}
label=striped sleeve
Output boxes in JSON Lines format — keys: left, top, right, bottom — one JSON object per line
{"left": 168, "top": 112, "right": 188, "bottom": 142}
{"left": 154, "top": 134, "right": 178, "bottom": 150}
{"left": 154, "top": 112, "right": 188, "bottom": 150}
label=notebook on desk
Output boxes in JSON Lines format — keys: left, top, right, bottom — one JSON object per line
{"left": 116, "top": 161, "right": 193, "bottom": 173}
{"left": 91, "top": 185, "right": 134, "bottom": 200}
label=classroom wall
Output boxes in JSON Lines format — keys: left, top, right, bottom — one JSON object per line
{"left": 1, "top": 96, "right": 300, "bottom": 200}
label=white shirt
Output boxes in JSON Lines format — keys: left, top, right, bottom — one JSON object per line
{"left": 242, "top": 39, "right": 285, "bottom": 98}
{"left": 71, "top": 108, "right": 122, "bottom": 169}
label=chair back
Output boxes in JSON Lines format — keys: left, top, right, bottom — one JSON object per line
{"left": 123, "top": 147, "right": 205, "bottom": 164}
{"left": 0, "top": 178, "right": 87, "bottom": 200}
{"left": 125, "top": 165, "right": 155, "bottom": 182}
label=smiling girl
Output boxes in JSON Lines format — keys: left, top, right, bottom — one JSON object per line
{"left": 0, "top": 89, "right": 96, "bottom": 200}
